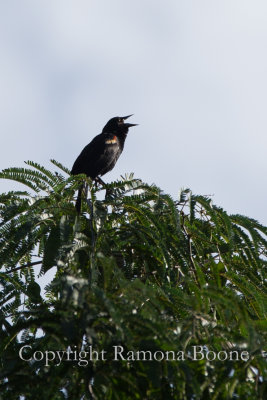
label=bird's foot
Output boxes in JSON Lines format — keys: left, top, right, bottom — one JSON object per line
{"left": 95, "top": 176, "right": 106, "bottom": 187}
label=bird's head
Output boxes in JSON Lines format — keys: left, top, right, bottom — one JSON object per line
{"left": 102, "top": 115, "right": 137, "bottom": 134}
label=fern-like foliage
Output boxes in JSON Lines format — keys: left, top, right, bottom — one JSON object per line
{"left": 0, "top": 161, "right": 266, "bottom": 400}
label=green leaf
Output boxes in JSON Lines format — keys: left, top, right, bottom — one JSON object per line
{"left": 42, "top": 224, "right": 61, "bottom": 273}
{"left": 27, "top": 281, "right": 42, "bottom": 304}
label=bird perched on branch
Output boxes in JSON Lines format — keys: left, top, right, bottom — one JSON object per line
{"left": 71, "top": 115, "right": 137, "bottom": 212}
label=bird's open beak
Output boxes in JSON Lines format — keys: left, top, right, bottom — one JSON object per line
{"left": 122, "top": 114, "right": 138, "bottom": 127}
{"left": 124, "top": 123, "right": 138, "bottom": 127}
{"left": 122, "top": 114, "right": 134, "bottom": 120}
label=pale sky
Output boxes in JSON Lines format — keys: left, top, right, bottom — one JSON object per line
{"left": 1, "top": 0, "right": 267, "bottom": 225}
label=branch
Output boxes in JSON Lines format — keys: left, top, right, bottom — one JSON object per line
{"left": 5, "top": 261, "right": 42, "bottom": 274}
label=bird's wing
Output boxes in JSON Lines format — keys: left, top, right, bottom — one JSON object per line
{"left": 71, "top": 134, "right": 106, "bottom": 177}
{"left": 71, "top": 133, "right": 120, "bottom": 178}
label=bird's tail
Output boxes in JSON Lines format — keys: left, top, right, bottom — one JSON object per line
{"left": 75, "top": 186, "right": 82, "bottom": 213}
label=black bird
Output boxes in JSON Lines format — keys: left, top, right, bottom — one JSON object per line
{"left": 71, "top": 115, "right": 137, "bottom": 212}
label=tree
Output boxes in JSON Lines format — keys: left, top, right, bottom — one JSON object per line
{"left": 0, "top": 161, "right": 266, "bottom": 399}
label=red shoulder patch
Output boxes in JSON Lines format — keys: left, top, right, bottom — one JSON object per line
{"left": 105, "top": 135, "right": 118, "bottom": 144}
